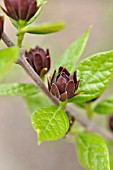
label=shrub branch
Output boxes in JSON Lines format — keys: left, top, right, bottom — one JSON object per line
{"left": 1, "top": 32, "right": 113, "bottom": 141}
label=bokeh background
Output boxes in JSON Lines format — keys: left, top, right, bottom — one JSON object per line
{"left": 0, "top": 0, "right": 113, "bottom": 169}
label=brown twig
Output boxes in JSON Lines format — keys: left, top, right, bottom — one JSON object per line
{"left": 1, "top": 32, "right": 113, "bottom": 141}
{"left": 66, "top": 104, "right": 113, "bottom": 141}
{"left": 1, "top": 33, "right": 59, "bottom": 105}
{"left": 1, "top": 33, "right": 14, "bottom": 47}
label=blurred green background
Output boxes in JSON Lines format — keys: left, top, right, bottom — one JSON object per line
{"left": 0, "top": 0, "right": 113, "bottom": 170}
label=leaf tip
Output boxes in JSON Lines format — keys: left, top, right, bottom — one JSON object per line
{"left": 86, "top": 25, "right": 92, "bottom": 33}
{"left": 57, "top": 21, "right": 66, "bottom": 31}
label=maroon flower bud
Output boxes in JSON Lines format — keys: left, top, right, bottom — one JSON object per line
{"left": 1, "top": 0, "right": 39, "bottom": 21}
{"left": 0, "top": 16, "right": 4, "bottom": 39}
{"left": 109, "top": 114, "right": 113, "bottom": 132}
{"left": 48, "top": 67, "right": 80, "bottom": 102}
{"left": 25, "top": 46, "right": 51, "bottom": 76}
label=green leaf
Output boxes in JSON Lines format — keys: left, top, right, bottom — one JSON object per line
{"left": 71, "top": 50, "right": 113, "bottom": 103}
{"left": 110, "top": 154, "right": 113, "bottom": 170}
{"left": 24, "top": 93, "right": 51, "bottom": 113}
{"left": 0, "top": 83, "right": 39, "bottom": 96}
{"left": 32, "top": 106, "right": 69, "bottom": 144}
{"left": 17, "top": 21, "right": 65, "bottom": 35}
{"left": 76, "top": 133, "right": 110, "bottom": 170}
{"left": 0, "top": 47, "right": 19, "bottom": 80}
{"left": 94, "top": 95, "right": 113, "bottom": 114}
{"left": 53, "top": 26, "right": 91, "bottom": 74}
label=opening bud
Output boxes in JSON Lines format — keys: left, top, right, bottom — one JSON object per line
{"left": 1, "top": 0, "right": 39, "bottom": 21}
{"left": 48, "top": 66, "right": 80, "bottom": 102}
{"left": 25, "top": 46, "right": 51, "bottom": 77}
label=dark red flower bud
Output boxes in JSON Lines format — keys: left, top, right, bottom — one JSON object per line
{"left": 48, "top": 66, "right": 80, "bottom": 102}
{"left": 25, "top": 46, "right": 51, "bottom": 76}
{"left": 1, "top": 0, "right": 39, "bottom": 21}
{"left": 0, "top": 16, "right": 4, "bottom": 39}
{"left": 109, "top": 114, "right": 113, "bottom": 132}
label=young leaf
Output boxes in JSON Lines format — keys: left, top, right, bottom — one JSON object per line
{"left": 24, "top": 93, "right": 51, "bottom": 113}
{"left": 94, "top": 95, "right": 113, "bottom": 114}
{"left": 32, "top": 106, "right": 69, "bottom": 144}
{"left": 0, "top": 47, "right": 19, "bottom": 80}
{"left": 17, "top": 22, "right": 65, "bottom": 35}
{"left": 10, "top": 0, "right": 44, "bottom": 27}
{"left": 53, "top": 26, "right": 91, "bottom": 74}
{"left": 76, "top": 133, "right": 110, "bottom": 170}
{"left": 0, "top": 83, "right": 39, "bottom": 96}
{"left": 71, "top": 50, "right": 113, "bottom": 103}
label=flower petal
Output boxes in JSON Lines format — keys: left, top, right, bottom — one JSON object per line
{"left": 58, "top": 66, "right": 64, "bottom": 74}
{"left": 34, "top": 54, "right": 43, "bottom": 75}
{"left": 73, "top": 71, "right": 77, "bottom": 84}
{"left": 26, "top": 0, "right": 38, "bottom": 21}
{"left": 35, "top": 46, "right": 46, "bottom": 62}
{"left": 46, "top": 48, "right": 50, "bottom": 56}
{"left": 45, "top": 56, "right": 51, "bottom": 72}
{"left": 56, "top": 75, "right": 67, "bottom": 94}
{"left": 60, "top": 92, "right": 67, "bottom": 102}
{"left": 10, "top": 0, "right": 19, "bottom": 16}
{"left": 26, "top": 57, "right": 33, "bottom": 67}
{"left": 51, "top": 70, "right": 57, "bottom": 84}
{"left": 66, "top": 80, "right": 75, "bottom": 99}
{"left": 62, "top": 68, "right": 70, "bottom": 76}
{"left": 18, "top": 0, "right": 29, "bottom": 20}
{"left": 75, "top": 80, "right": 80, "bottom": 90}
{"left": 47, "top": 77, "right": 51, "bottom": 91}
{"left": 50, "top": 83, "right": 60, "bottom": 99}
{"left": 25, "top": 51, "right": 34, "bottom": 67}
{"left": 4, "top": 0, "right": 18, "bottom": 20}
{"left": 0, "top": 16, "right": 4, "bottom": 39}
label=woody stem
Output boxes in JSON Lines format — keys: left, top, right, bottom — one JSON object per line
{"left": 1, "top": 32, "right": 113, "bottom": 141}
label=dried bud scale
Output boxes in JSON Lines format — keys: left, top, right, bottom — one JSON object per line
{"left": 48, "top": 66, "right": 80, "bottom": 102}
{"left": 109, "top": 114, "right": 113, "bottom": 132}
{"left": 25, "top": 46, "right": 51, "bottom": 77}
{"left": 0, "top": 16, "right": 4, "bottom": 39}
{"left": 1, "top": 0, "right": 39, "bottom": 21}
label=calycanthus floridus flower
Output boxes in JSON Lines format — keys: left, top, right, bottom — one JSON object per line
{"left": 25, "top": 46, "right": 51, "bottom": 76}
{"left": 48, "top": 66, "right": 80, "bottom": 102}
{"left": 1, "top": 0, "right": 39, "bottom": 21}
